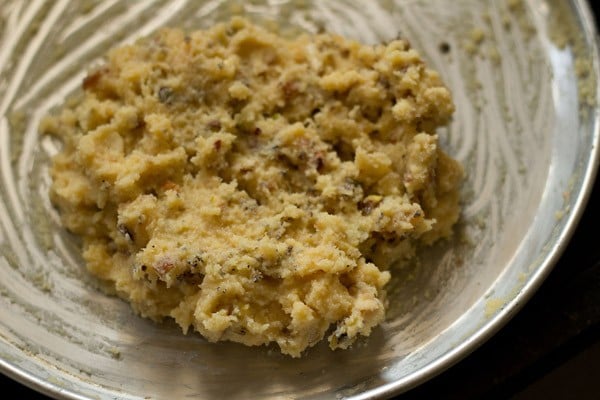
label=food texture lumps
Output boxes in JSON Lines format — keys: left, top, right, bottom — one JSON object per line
{"left": 42, "top": 17, "right": 463, "bottom": 357}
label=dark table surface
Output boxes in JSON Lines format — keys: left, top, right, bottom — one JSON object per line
{"left": 3, "top": 3, "right": 600, "bottom": 400}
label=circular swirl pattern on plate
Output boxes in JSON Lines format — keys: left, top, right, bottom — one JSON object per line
{"left": 0, "top": 1, "right": 598, "bottom": 399}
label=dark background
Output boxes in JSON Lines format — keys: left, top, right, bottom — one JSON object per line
{"left": 3, "top": 2, "right": 600, "bottom": 399}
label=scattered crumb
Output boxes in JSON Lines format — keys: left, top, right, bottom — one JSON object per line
{"left": 485, "top": 298, "right": 505, "bottom": 318}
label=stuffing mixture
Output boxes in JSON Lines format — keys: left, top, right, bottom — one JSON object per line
{"left": 42, "top": 17, "right": 463, "bottom": 357}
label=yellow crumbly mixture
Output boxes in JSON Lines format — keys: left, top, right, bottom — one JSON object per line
{"left": 42, "top": 17, "right": 463, "bottom": 357}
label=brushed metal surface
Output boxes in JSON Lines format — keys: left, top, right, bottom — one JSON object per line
{"left": 0, "top": 1, "right": 598, "bottom": 399}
